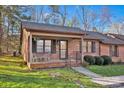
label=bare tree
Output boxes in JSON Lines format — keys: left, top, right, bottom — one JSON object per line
{"left": 77, "top": 6, "right": 98, "bottom": 31}
{"left": 67, "top": 15, "right": 80, "bottom": 27}
{"left": 99, "top": 6, "right": 112, "bottom": 32}
{"left": 48, "top": 5, "right": 67, "bottom": 26}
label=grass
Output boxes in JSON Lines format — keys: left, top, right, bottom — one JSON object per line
{"left": 88, "top": 65, "right": 124, "bottom": 77}
{"left": 0, "top": 55, "right": 103, "bottom": 88}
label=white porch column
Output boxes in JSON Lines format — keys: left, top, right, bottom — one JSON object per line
{"left": 29, "top": 34, "right": 32, "bottom": 63}
{"left": 81, "top": 37, "right": 84, "bottom": 63}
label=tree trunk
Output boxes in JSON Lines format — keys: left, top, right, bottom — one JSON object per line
{"left": 6, "top": 20, "right": 10, "bottom": 53}
{"left": 0, "top": 12, "right": 3, "bottom": 55}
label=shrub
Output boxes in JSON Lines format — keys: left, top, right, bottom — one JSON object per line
{"left": 84, "top": 55, "right": 95, "bottom": 65}
{"left": 101, "top": 55, "right": 112, "bottom": 65}
{"left": 94, "top": 56, "right": 104, "bottom": 65}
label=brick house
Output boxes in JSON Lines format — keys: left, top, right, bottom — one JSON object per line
{"left": 83, "top": 31, "right": 124, "bottom": 62}
{"left": 21, "top": 21, "right": 84, "bottom": 69}
{"left": 21, "top": 21, "right": 124, "bottom": 69}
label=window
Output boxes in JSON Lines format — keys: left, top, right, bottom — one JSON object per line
{"left": 83, "top": 41, "right": 96, "bottom": 53}
{"left": 110, "top": 45, "right": 118, "bottom": 57}
{"left": 91, "top": 42, "right": 96, "bottom": 53}
{"left": 36, "top": 40, "right": 51, "bottom": 53}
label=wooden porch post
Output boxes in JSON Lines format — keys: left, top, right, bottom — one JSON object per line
{"left": 81, "top": 37, "right": 84, "bottom": 63}
{"left": 29, "top": 34, "right": 32, "bottom": 63}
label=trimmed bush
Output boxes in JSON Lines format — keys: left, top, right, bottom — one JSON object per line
{"left": 84, "top": 55, "right": 95, "bottom": 65}
{"left": 101, "top": 55, "right": 112, "bottom": 65}
{"left": 94, "top": 56, "right": 104, "bottom": 65}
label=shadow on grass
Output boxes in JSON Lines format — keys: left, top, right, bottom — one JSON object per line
{"left": 0, "top": 67, "right": 30, "bottom": 73}
{"left": 0, "top": 59, "right": 23, "bottom": 63}
{"left": 0, "top": 60, "right": 26, "bottom": 67}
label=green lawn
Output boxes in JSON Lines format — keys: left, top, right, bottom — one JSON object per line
{"left": 0, "top": 55, "right": 102, "bottom": 88}
{"left": 88, "top": 65, "right": 124, "bottom": 77}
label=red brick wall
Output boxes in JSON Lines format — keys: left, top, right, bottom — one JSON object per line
{"left": 68, "top": 39, "right": 81, "bottom": 58}
{"left": 100, "top": 44, "right": 109, "bottom": 56}
{"left": 113, "top": 45, "right": 124, "bottom": 62}
{"left": 29, "top": 61, "right": 81, "bottom": 69}
{"left": 100, "top": 44, "right": 124, "bottom": 62}
{"left": 118, "top": 46, "right": 124, "bottom": 58}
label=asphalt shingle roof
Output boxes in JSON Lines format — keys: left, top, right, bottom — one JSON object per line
{"left": 21, "top": 21, "right": 124, "bottom": 45}
{"left": 21, "top": 21, "right": 84, "bottom": 35}
{"left": 107, "top": 33, "right": 124, "bottom": 41}
{"left": 84, "top": 31, "right": 124, "bottom": 45}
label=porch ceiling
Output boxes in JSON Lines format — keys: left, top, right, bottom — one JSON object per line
{"left": 32, "top": 35, "right": 78, "bottom": 40}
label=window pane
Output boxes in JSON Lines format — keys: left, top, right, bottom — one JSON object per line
{"left": 45, "top": 40, "right": 51, "bottom": 46}
{"left": 88, "top": 42, "right": 91, "bottom": 52}
{"left": 60, "top": 41, "right": 67, "bottom": 59}
{"left": 45, "top": 40, "right": 51, "bottom": 53}
{"left": 32, "top": 38, "right": 37, "bottom": 53}
{"left": 92, "top": 42, "right": 96, "bottom": 53}
{"left": 45, "top": 47, "right": 51, "bottom": 53}
{"left": 60, "top": 41, "right": 66, "bottom": 49}
{"left": 37, "top": 40, "right": 43, "bottom": 53}
{"left": 60, "top": 50, "right": 66, "bottom": 58}
{"left": 83, "top": 41, "right": 87, "bottom": 52}
{"left": 51, "top": 40, "right": 56, "bottom": 53}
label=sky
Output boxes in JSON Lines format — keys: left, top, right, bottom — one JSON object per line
{"left": 33, "top": 5, "right": 124, "bottom": 22}
{"left": 36, "top": 5, "right": 124, "bottom": 21}
{"left": 31, "top": 5, "right": 124, "bottom": 34}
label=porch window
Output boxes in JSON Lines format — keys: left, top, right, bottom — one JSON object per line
{"left": 51, "top": 40, "right": 56, "bottom": 53}
{"left": 36, "top": 40, "right": 51, "bottom": 53}
{"left": 60, "top": 41, "right": 67, "bottom": 59}
{"left": 45, "top": 40, "right": 51, "bottom": 53}
{"left": 32, "top": 38, "right": 37, "bottom": 53}
{"left": 37, "top": 40, "right": 44, "bottom": 53}
{"left": 110, "top": 45, "right": 118, "bottom": 57}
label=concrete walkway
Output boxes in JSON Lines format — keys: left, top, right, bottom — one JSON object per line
{"left": 71, "top": 66, "right": 102, "bottom": 78}
{"left": 72, "top": 66, "right": 124, "bottom": 87}
{"left": 92, "top": 76, "right": 124, "bottom": 87}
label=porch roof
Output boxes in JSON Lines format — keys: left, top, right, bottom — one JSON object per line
{"left": 21, "top": 21, "right": 84, "bottom": 35}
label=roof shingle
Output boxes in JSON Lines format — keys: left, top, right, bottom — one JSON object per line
{"left": 21, "top": 21, "right": 84, "bottom": 35}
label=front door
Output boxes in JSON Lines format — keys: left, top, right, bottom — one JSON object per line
{"left": 59, "top": 40, "right": 68, "bottom": 59}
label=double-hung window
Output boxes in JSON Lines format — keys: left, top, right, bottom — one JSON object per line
{"left": 110, "top": 45, "right": 118, "bottom": 57}
{"left": 83, "top": 41, "right": 96, "bottom": 53}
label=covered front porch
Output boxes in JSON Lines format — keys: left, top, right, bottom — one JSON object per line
{"left": 28, "top": 33, "right": 83, "bottom": 69}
